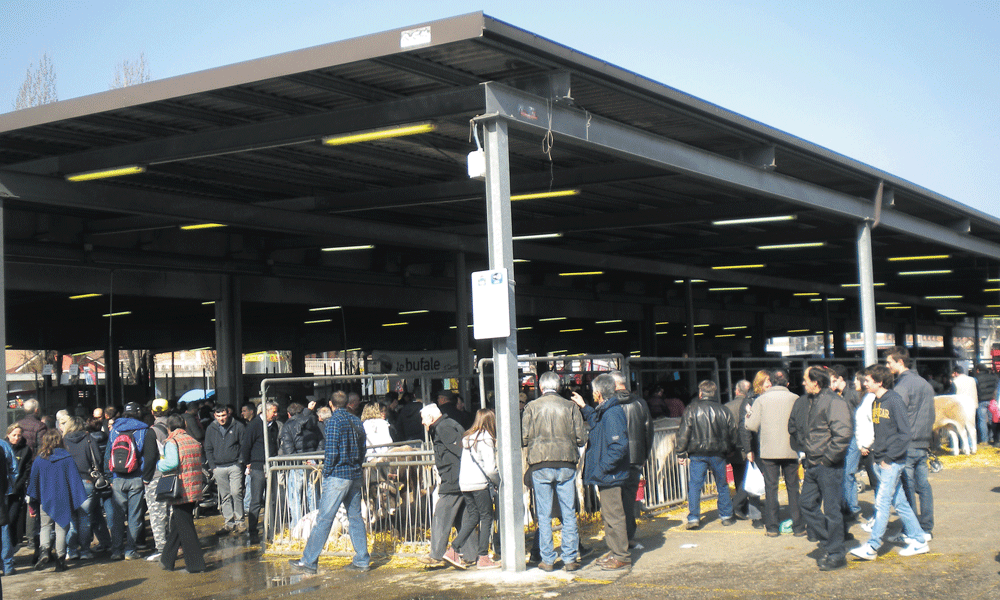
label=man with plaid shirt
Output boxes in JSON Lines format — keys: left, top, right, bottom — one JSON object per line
{"left": 289, "top": 390, "right": 370, "bottom": 574}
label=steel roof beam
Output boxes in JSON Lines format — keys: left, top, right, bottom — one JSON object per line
{"left": 482, "top": 82, "right": 1000, "bottom": 262}
{"left": 7, "top": 86, "right": 485, "bottom": 177}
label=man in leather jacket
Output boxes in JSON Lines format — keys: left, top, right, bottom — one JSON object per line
{"left": 521, "top": 371, "right": 589, "bottom": 571}
{"left": 792, "top": 366, "right": 852, "bottom": 571}
{"left": 676, "top": 380, "right": 737, "bottom": 529}
{"left": 609, "top": 371, "right": 652, "bottom": 547}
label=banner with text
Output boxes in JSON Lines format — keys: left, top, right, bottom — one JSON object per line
{"left": 371, "top": 350, "right": 461, "bottom": 377}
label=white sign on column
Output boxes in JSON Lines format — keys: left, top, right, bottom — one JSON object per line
{"left": 471, "top": 268, "right": 511, "bottom": 340}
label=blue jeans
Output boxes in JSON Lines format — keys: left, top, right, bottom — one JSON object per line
{"left": 287, "top": 468, "right": 317, "bottom": 530}
{"left": 1, "top": 522, "right": 13, "bottom": 573}
{"left": 977, "top": 401, "right": 998, "bottom": 443}
{"left": 532, "top": 467, "right": 579, "bottom": 565}
{"left": 111, "top": 476, "right": 146, "bottom": 557}
{"left": 300, "top": 476, "right": 369, "bottom": 569}
{"left": 900, "top": 449, "right": 933, "bottom": 533}
{"left": 67, "top": 480, "right": 96, "bottom": 554}
{"left": 866, "top": 461, "right": 925, "bottom": 549}
{"left": 687, "top": 455, "right": 733, "bottom": 523}
{"left": 842, "top": 439, "right": 862, "bottom": 515}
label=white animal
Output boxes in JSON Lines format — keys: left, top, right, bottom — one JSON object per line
{"left": 933, "top": 394, "right": 976, "bottom": 455}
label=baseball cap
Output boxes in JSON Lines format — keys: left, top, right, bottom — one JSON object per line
{"left": 152, "top": 398, "right": 169, "bottom": 412}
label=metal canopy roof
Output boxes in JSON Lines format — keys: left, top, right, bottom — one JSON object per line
{"left": 1, "top": 12, "right": 997, "bottom": 355}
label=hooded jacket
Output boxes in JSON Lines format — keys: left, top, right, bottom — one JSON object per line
{"left": 27, "top": 448, "right": 88, "bottom": 529}
{"left": 676, "top": 395, "right": 736, "bottom": 458}
{"left": 103, "top": 417, "right": 158, "bottom": 481}
{"left": 581, "top": 394, "right": 631, "bottom": 487}
{"left": 63, "top": 429, "right": 102, "bottom": 480}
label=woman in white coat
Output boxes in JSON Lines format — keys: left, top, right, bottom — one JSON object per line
{"left": 446, "top": 409, "right": 500, "bottom": 569}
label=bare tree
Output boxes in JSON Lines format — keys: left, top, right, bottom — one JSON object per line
{"left": 110, "top": 52, "right": 151, "bottom": 89}
{"left": 13, "top": 53, "right": 58, "bottom": 110}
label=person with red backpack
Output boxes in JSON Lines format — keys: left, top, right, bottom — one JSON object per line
{"left": 102, "top": 402, "right": 158, "bottom": 561}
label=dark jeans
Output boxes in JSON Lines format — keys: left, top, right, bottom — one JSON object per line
{"left": 760, "top": 458, "right": 802, "bottom": 533}
{"left": 622, "top": 467, "right": 641, "bottom": 543}
{"left": 246, "top": 467, "right": 267, "bottom": 536}
{"left": 729, "top": 459, "right": 750, "bottom": 518}
{"left": 161, "top": 502, "right": 204, "bottom": 573}
{"left": 800, "top": 463, "right": 845, "bottom": 560}
{"left": 431, "top": 493, "right": 474, "bottom": 560}
{"left": 452, "top": 488, "right": 494, "bottom": 558}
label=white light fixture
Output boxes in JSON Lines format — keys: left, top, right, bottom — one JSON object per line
{"left": 321, "top": 244, "right": 374, "bottom": 252}
{"left": 309, "top": 305, "right": 341, "bottom": 312}
{"left": 898, "top": 270, "right": 952, "bottom": 276}
{"left": 512, "top": 233, "right": 563, "bottom": 241}
{"left": 399, "top": 309, "right": 429, "bottom": 315}
{"left": 712, "top": 215, "right": 796, "bottom": 226}
{"left": 842, "top": 283, "right": 885, "bottom": 287}
{"left": 757, "top": 242, "right": 825, "bottom": 250}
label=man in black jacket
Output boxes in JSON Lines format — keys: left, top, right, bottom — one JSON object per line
{"left": 417, "top": 404, "right": 476, "bottom": 568}
{"left": 204, "top": 405, "right": 246, "bottom": 535}
{"left": 610, "top": 371, "right": 652, "bottom": 547}
{"left": 793, "top": 367, "right": 852, "bottom": 571}
{"left": 676, "top": 380, "right": 737, "bottom": 530}
{"left": 242, "top": 400, "right": 279, "bottom": 544}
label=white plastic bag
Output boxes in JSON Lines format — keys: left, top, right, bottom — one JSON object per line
{"left": 744, "top": 462, "right": 766, "bottom": 497}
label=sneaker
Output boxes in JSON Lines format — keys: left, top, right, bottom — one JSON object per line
{"left": 477, "top": 555, "right": 501, "bottom": 569}
{"left": 79, "top": 551, "right": 94, "bottom": 560}
{"left": 850, "top": 544, "right": 877, "bottom": 561}
{"left": 343, "top": 563, "right": 370, "bottom": 572}
{"left": 146, "top": 552, "right": 162, "bottom": 562}
{"left": 124, "top": 552, "right": 141, "bottom": 561}
{"left": 923, "top": 532, "right": 933, "bottom": 542}
{"left": 442, "top": 547, "right": 467, "bottom": 570}
{"left": 860, "top": 520, "right": 873, "bottom": 533}
{"left": 898, "top": 541, "right": 929, "bottom": 557}
{"left": 287, "top": 559, "right": 317, "bottom": 574}
{"left": 685, "top": 519, "right": 700, "bottom": 530}
{"left": 66, "top": 550, "right": 79, "bottom": 560}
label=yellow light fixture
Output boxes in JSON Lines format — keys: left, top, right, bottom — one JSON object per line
{"left": 985, "top": 288, "right": 1000, "bottom": 292}
{"left": 309, "top": 306, "right": 341, "bottom": 312}
{"left": 709, "top": 286, "right": 748, "bottom": 291}
{"left": 69, "top": 293, "right": 102, "bottom": 300}
{"left": 304, "top": 319, "right": 332, "bottom": 324}
{"left": 180, "top": 223, "right": 227, "bottom": 230}
{"left": 596, "top": 319, "right": 622, "bottom": 324}
{"left": 877, "top": 301, "right": 900, "bottom": 306}
{"left": 539, "top": 317, "right": 567, "bottom": 322}
{"left": 511, "top": 189, "right": 579, "bottom": 201}
{"left": 716, "top": 333, "right": 736, "bottom": 338}
{"left": 512, "top": 233, "right": 563, "bottom": 241}
{"left": 794, "top": 292, "right": 819, "bottom": 296}
{"left": 811, "top": 297, "right": 845, "bottom": 302}
{"left": 674, "top": 279, "right": 706, "bottom": 283}
{"left": 655, "top": 331, "right": 668, "bottom": 335}
{"left": 558, "top": 271, "right": 604, "bottom": 277}
{"left": 694, "top": 324, "right": 711, "bottom": 328}
{"left": 712, "top": 264, "right": 765, "bottom": 270}
{"left": 399, "top": 309, "right": 429, "bottom": 315}
{"left": 381, "top": 322, "right": 408, "bottom": 327}
{"left": 322, "top": 122, "right": 436, "bottom": 146}
{"left": 712, "top": 215, "right": 796, "bottom": 226}
{"left": 656, "top": 321, "right": 670, "bottom": 325}
{"left": 925, "top": 295, "right": 962, "bottom": 300}
{"left": 102, "top": 311, "right": 132, "bottom": 317}
{"left": 724, "top": 326, "right": 748, "bottom": 330}
{"left": 517, "top": 326, "right": 533, "bottom": 331}
{"left": 605, "top": 330, "right": 627, "bottom": 334}
{"left": 884, "top": 305, "right": 912, "bottom": 310}
{"left": 66, "top": 165, "right": 145, "bottom": 182}
{"left": 842, "top": 283, "right": 885, "bottom": 287}
{"left": 202, "top": 301, "right": 215, "bottom": 305}
{"left": 321, "top": 244, "right": 374, "bottom": 252}
{"left": 789, "top": 329, "right": 810, "bottom": 333}
{"left": 888, "top": 255, "right": 950, "bottom": 262}
{"left": 757, "top": 242, "right": 825, "bottom": 250}
{"left": 560, "top": 328, "right": 583, "bottom": 333}
{"left": 513, "top": 259, "right": 530, "bottom": 263}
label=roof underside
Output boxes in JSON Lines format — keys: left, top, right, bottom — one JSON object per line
{"left": 0, "top": 12, "right": 997, "bottom": 355}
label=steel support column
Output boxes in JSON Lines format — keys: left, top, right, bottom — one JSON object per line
{"left": 823, "top": 294, "right": 832, "bottom": 359}
{"left": 455, "top": 251, "right": 472, "bottom": 407}
{"left": 483, "top": 117, "right": 525, "bottom": 572}
{"left": 0, "top": 200, "right": 6, "bottom": 433}
{"left": 215, "top": 275, "right": 243, "bottom": 408}
{"left": 974, "top": 317, "right": 981, "bottom": 364}
{"left": 685, "top": 279, "right": 697, "bottom": 396}
{"left": 857, "top": 222, "right": 878, "bottom": 366}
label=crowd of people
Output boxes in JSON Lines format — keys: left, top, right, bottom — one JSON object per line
{"left": 675, "top": 346, "right": 953, "bottom": 571}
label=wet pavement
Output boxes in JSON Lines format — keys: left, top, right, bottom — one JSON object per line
{"left": 4, "top": 448, "right": 998, "bottom": 600}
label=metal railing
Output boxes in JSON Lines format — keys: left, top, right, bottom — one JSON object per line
{"left": 625, "top": 356, "right": 720, "bottom": 402}
{"left": 264, "top": 440, "right": 435, "bottom": 555}
{"left": 725, "top": 357, "right": 808, "bottom": 402}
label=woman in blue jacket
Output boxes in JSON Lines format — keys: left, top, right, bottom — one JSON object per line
{"left": 27, "top": 430, "right": 88, "bottom": 571}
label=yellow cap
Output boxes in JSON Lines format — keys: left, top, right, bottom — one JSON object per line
{"left": 152, "top": 398, "right": 169, "bottom": 412}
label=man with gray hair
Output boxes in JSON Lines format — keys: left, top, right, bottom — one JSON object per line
{"left": 522, "top": 371, "right": 589, "bottom": 571}
{"left": 16, "top": 398, "right": 47, "bottom": 452}
{"left": 242, "top": 399, "right": 279, "bottom": 544}
{"left": 609, "top": 370, "right": 652, "bottom": 549}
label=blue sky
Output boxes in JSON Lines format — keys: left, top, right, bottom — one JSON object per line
{"left": 2, "top": 1, "right": 998, "bottom": 217}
